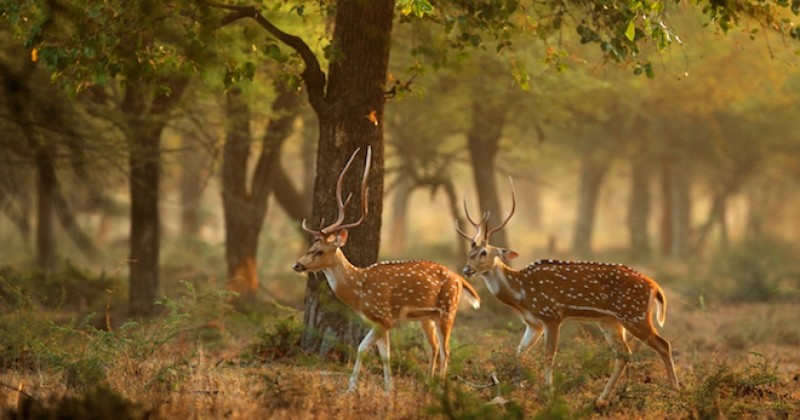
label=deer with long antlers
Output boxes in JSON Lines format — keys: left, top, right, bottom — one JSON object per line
{"left": 456, "top": 178, "right": 679, "bottom": 405}
{"left": 293, "top": 146, "right": 480, "bottom": 393}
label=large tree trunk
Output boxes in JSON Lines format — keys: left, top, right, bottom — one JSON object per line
{"left": 627, "top": 156, "right": 651, "bottom": 259}
{"left": 222, "top": 84, "right": 300, "bottom": 302}
{"left": 300, "top": 0, "right": 394, "bottom": 358}
{"left": 466, "top": 99, "right": 509, "bottom": 247}
{"left": 572, "top": 151, "right": 610, "bottom": 257}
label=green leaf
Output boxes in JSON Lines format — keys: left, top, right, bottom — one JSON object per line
{"left": 398, "top": 0, "right": 435, "bottom": 17}
{"left": 625, "top": 20, "right": 636, "bottom": 42}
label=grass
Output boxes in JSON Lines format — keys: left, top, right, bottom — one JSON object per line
{"left": 2, "top": 251, "right": 800, "bottom": 419}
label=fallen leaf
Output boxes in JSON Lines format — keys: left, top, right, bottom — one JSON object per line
{"left": 31, "top": 48, "right": 38, "bottom": 62}
{"left": 367, "top": 110, "right": 378, "bottom": 126}
{"left": 488, "top": 395, "right": 510, "bottom": 405}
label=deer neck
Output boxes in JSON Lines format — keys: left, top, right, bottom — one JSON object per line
{"left": 482, "top": 258, "right": 526, "bottom": 306}
{"left": 320, "top": 249, "right": 364, "bottom": 308}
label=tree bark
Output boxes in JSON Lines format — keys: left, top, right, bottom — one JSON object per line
{"left": 627, "top": 156, "right": 651, "bottom": 258}
{"left": 300, "top": 0, "right": 394, "bottom": 358}
{"left": 466, "top": 98, "right": 509, "bottom": 247}
{"left": 572, "top": 150, "right": 610, "bottom": 257}
{"left": 222, "top": 84, "right": 300, "bottom": 302}
{"left": 124, "top": 79, "right": 187, "bottom": 317}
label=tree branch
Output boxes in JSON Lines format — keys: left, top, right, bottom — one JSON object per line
{"left": 213, "top": 3, "right": 328, "bottom": 114}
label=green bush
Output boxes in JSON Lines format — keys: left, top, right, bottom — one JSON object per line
{"left": 0, "top": 263, "right": 120, "bottom": 310}
{"left": 710, "top": 238, "right": 800, "bottom": 302}
{"left": 245, "top": 315, "right": 304, "bottom": 362}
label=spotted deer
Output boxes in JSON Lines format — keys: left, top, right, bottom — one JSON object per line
{"left": 292, "top": 146, "right": 480, "bottom": 393}
{"left": 456, "top": 178, "right": 679, "bottom": 405}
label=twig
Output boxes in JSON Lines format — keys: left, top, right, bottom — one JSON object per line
{"left": 0, "top": 381, "right": 34, "bottom": 400}
{"left": 454, "top": 372, "right": 500, "bottom": 389}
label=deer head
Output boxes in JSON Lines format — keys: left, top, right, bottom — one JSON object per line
{"left": 456, "top": 177, "right": 518, "bottom": 278}
{"left": 293, "top": 146, "right": 371, "bottom": 273}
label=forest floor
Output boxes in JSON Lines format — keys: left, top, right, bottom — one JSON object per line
{"left": 1, "top": 270, "right": 799, "bottom": 419}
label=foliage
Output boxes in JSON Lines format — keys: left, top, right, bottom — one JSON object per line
{"left": 425, "top": 380, "right": 525, "bottom": 419}
{"left": 245, "top": 315, "right": 304, "bottom": 362}
{"left": 682, "top": 354, "right": 789, "bottom": 418}
{"left": 0, "top": 263, "right": 120, "bottom": 310}
{"left": 709, "top": 237, "right": 800, "bottom": 302}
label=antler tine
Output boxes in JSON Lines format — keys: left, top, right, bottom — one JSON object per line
{"left": 320, "top": 146, "right": 372, "bottom": 235}
{"left": 462, "top": 197, "right": 482, "bottom": 227}
{"left": 454, "top": 219, "right": 476, "bottom": 242}
{"left": 318, "top": 147, "right": 362, "bottom": 234}
{"left": 485, "top": 177, "right": 517, "bottom": 243}
{"left": 335, "top": 145, "right": 372, "bottom": 232}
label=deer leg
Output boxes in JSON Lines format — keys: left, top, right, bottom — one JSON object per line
{"left": 349, "top": 327, "right": 383, "bottom": 392}
{"left": 517, "top": 321, "right": 544, "bottom": 356}
{"left": 542, "top": 322, "right": 562, "bottom": 387}
{"left": 597, "top": 321, "right": 631, "bottom": 404}
{"left": 434, "top": 317, "right": 453, "bottom": 378}
{"left": 375, "top": 330, "right": 392, "bottom": 393}
{"left": 421, "top": 319, "right": 439, "bottom": 377}
{"left": 630, "top": 325, "right": 680, "bottom": 390}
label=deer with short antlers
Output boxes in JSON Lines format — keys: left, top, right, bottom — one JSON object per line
{"left": 292, "top": 146, "right": 480, "bottom": 393}
{"left": 456, "top": 178, "right": 679, "bottom": 405}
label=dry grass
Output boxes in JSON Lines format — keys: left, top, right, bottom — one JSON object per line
{"left": 2, "top": 274, "right": 799, "bottom": 419}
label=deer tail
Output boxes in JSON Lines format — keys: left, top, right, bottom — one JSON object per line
{"left": 460, "top": 277, "right": 481, "bottom": 309}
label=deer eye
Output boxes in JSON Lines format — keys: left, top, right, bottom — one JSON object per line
{"left": 479, "top": 250, "right": 487, "bottom": 258}
{"left": 314, "top": 250, "right": 324, "bottom": 257}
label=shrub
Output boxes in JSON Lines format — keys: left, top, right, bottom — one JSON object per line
{"left": 709, "top": 238, "right": 800, "bottom": 302}
{"left": 5, "top": 385, "right": 143, "bottom": 420}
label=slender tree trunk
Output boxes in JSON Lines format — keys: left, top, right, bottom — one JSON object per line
{"left": 272, "top": 163, "right": 310, "bottom": 222}
{"left": 124, "top": 80, "right": 187, "bottom": 317}
{"left": 301, "top": 0, "right": 393, "bottom": 357}
{"left": 627, "top": 157, "right": 651, "bottom": 258}
{"left": 35, "top": 144, "right": 56, "bottom": 274}
{"left": 466, "top": 99, "right": 508, "bottom": 247}
{"left": 660, "top": 156, "right": 691, "bottom": 258}
{"left": 389, "top": 177, "right": 414, "bottom": 254}
{"left": 222, "top": 84, "right": 300, "bottom": 302}
{"left": 572, "top": 151, "right": 610, "bottom": 257}
{"left": 180, "top": 134, "right": 206, "bottom": 238}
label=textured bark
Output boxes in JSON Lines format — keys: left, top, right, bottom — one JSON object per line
{"left": 466, "top": 98, "right": 509, "bottom": 248}
{"left": 572, "top": 151, "right": 611, "bottom": 257}
{"left": 627, "top": 157, "right": 651, "bottom": 258}
{"left": 300, "top": 0, "right": 394, "bottom": 357}
{"left": 124, "top": 79, "right": 187, "bottom": 317}
{"left": 222, "top": 84, "right": 300, "bottom": 301}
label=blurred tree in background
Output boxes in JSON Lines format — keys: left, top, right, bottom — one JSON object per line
{"left": 1, "top": 0, "right": 798, "bottom": 357}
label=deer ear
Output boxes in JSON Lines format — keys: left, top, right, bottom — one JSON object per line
{"left": 333, "top": 230, "right": 349, "bottom": 247}
{"left": 500, "top": 248, "right": 519, "bottom": 260}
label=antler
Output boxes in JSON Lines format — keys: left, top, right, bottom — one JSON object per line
{"left": 485, "top": 177, "right": 516, "bottom": 243}
{"left": 456, "top": 196, "right": 490, "bottom": 243}
{"left": 301, "top": 146, "right": 372, "bottom": 236}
